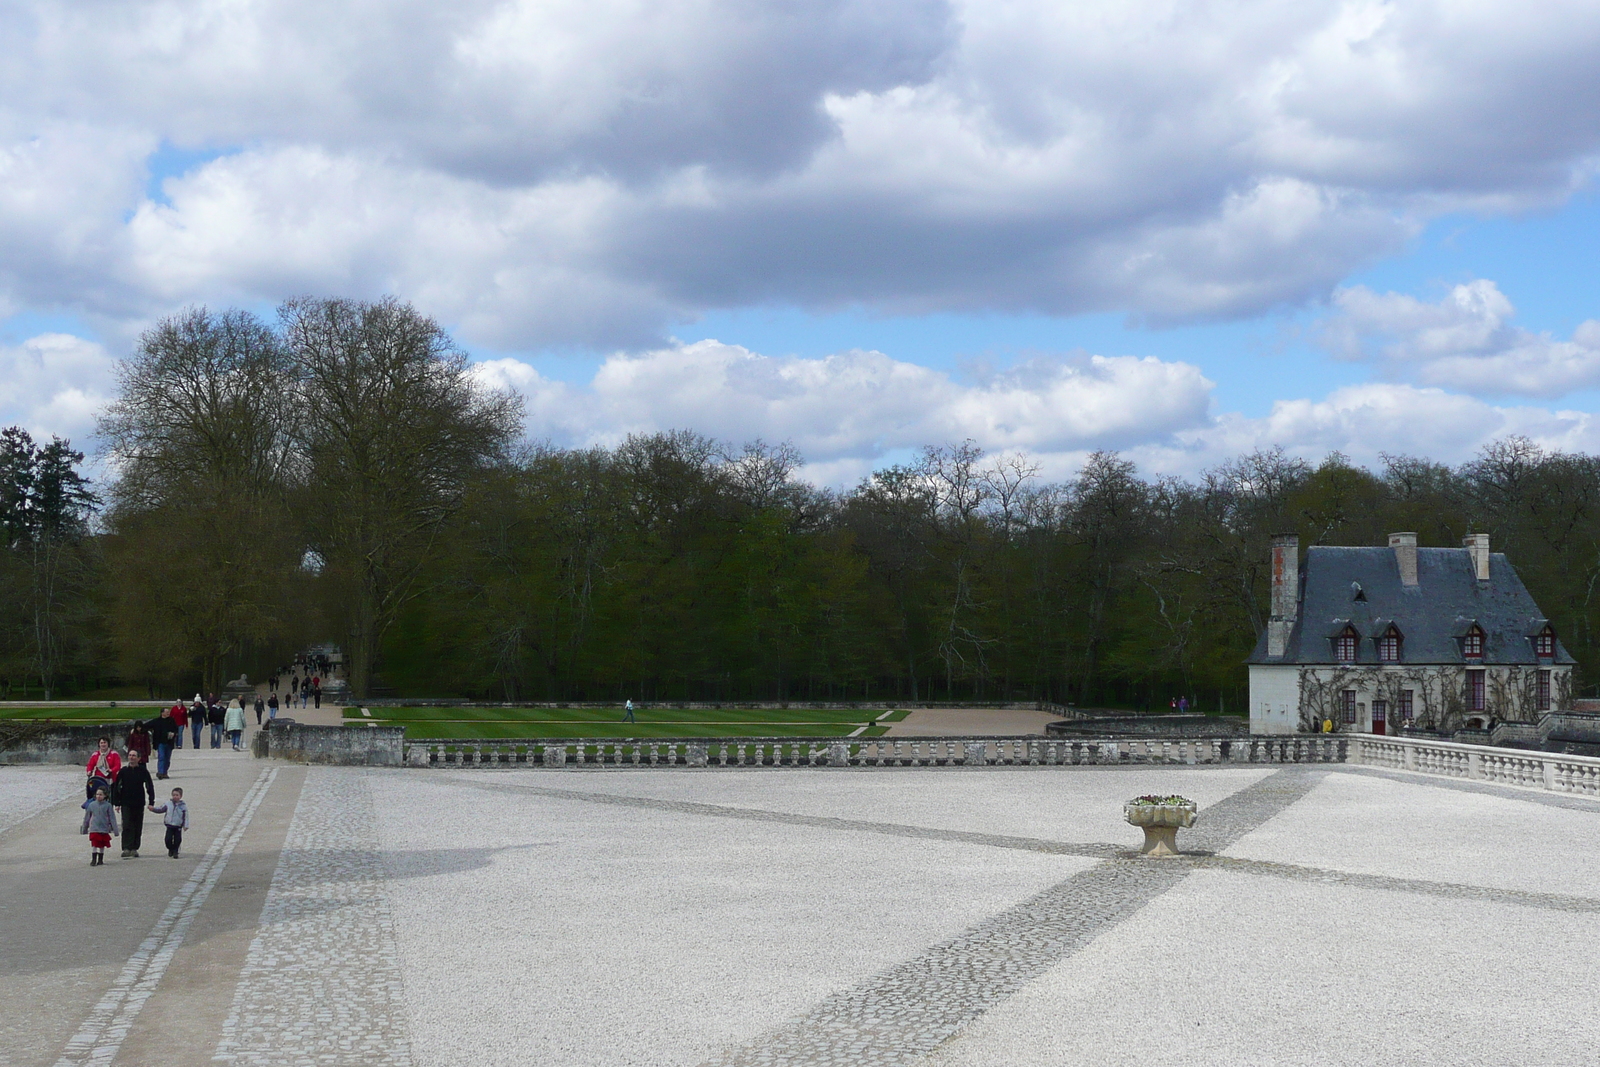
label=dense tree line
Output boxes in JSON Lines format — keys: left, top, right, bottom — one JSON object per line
{"left": 6, "top": 299, "right": 1600, "bottom": 708}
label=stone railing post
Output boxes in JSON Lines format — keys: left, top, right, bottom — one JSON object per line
{"left": 826, "top": 742, "right": 850, "bottom": 767}
{"left": 406, "top": 745, "right": 430, "bottom": 767}
{"left": 1468, "top": 749, "right": 1482, "bottom": 779}
{"left": 687, "top": 743, "right": 708, "bottom": 768}
{"left": 543, "top": 744, "right": 567, "bottom": 768}
{"left": 963, "top": 740, "right": 988, "bottom": 766}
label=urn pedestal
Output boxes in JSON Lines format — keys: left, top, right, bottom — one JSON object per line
{"left": 1124, "top": 802, "right": 1198, "bottom": 856}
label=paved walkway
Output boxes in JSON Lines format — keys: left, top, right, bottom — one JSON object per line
{"left": 1, "top": 756, "right": 1597, "bottom": 1066}
{"left": 881, "top": 708, "right": 1061, "bottom": 736}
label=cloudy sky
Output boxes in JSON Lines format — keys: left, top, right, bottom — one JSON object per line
{"left": 4, "top": 0, "right": 1600, "bottom": 484}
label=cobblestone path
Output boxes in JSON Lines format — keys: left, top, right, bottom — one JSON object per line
{"left": 212, "top": 770, "right": 413, "bottom": 1067}
{"left": 695, "top": 771, "right": 1323, "bottom": 1067}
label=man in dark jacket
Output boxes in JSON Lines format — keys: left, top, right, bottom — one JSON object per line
{"left": 113, "top": 750, "right": 156, "bottom": 858}
{"left": 207, "top": 700, "right": 225, "bottom": 748}
{"left": 146, "top": 708, "right": 180, "bottom": 779}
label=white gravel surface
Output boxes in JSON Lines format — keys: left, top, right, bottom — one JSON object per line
{"left": 367, "top": 770, "right": 1097, "bottom": 1067}
{"left": 0, "top": 765, "right": 77, "bottom": 837}
{"left": 1223, "top": 770, "right": 1600, "bottom": 897}
{"left": 919, "top": 866, "right": 1600, "bottom": 1067}
{"left": 485, "top": 767, "right": 1277, "bottom": 850}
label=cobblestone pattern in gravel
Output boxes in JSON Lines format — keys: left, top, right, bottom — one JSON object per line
{"left": 212, "top": 770, "right": 413, "bottom": 1067}
{"left": 698, "top": 770, "right": 1314, "bottom": 1067}
{"left": 458, "top": 778, "right": 1123, "bottom": 859}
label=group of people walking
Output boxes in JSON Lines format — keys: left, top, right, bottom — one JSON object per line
{"left": 266, "top": 668, "right": 324, "bottom": 709}
{"left": 80, "top": 735, "right": 191, "bottom": 864}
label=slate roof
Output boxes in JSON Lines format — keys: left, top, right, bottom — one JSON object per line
{"left": 1248, "top": 545, "right": 1574, "bottom": 666}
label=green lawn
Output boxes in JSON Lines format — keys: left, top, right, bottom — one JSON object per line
{"left": 0, "top": 706, "right": 160, "bottom": 722}
{"left": 342, "top": 704, "right": 895, "bottom": 739}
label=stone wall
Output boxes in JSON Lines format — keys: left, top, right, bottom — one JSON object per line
{"left": 1046, "top": 715, "right": 1248, "bottom": 738}
{"left": 0, "top": 721, "right": 134, "bottom": 765}
{"left": 258, "top": 721, "right": 405, "bottom": 766}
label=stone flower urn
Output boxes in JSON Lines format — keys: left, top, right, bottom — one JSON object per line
{"left": 1124, "top": 796, "right": 1198, "bottom": 857}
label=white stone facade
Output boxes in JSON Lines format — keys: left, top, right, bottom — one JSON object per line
{"left": 1249, "top": 663, "right": 1574, "bottom": 735}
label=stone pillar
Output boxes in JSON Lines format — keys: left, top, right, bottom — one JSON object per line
{"left": 687, "top": 743, "right": 708, "bottom": 768}
{"left": 963, "top": 741, "right": 989, "bottom": 766}
{"left": 543, "top": 745, "right": 568, "bottom": 768}
{"left": 826, "top": 742, "right": 850, "bottom": 767}
{"left": 406, "top": 745, "right": 430, "bottom": 767}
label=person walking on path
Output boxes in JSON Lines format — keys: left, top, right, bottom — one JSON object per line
{"left": 224, "top": 699, "right": 247, "bottom": 750}
{"left": 125, "top": 721, "right": 152, "bottom": 766}
{"left": 148, "top": 787, "right": 189, "bottom": 859}
{"left": 290, "top": 675, "right": 300, "bottom": 704}
{"left": 207, "top": 700, "right": 225, "bottom": 748}
{"left": 147, "top": 707, "right": 180, "bottom": 779}
{"left": 267, "top": 692, "right": 279, "bottom": 720}
{"left": 113, "top": 751, "right": 156, "bottom": 858}
{"left": 190, "top": 698, "right": 206, "bottom": 747}
{"left": 311, "top": 681, "right": 321, "bottom": 709}
{"left": 253, "top": 694, "right": 265, "bottom": 725}
{"left": 623, "top": 699, "right": 635, "bottom": 723}
{"left": 80, "top": 786, "right": 118, "bottom": 866}
{"left": 85, "top": 737, "right": 121, "bottom": 800}
{"left": 171, "top": 701, "right": 187, "bottom": 749}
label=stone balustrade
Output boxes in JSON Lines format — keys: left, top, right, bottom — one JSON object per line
{"left": 1346, "top": 734, "right": 1600, "bottom": 796}
{"left": 401, "top": 734, "right": 1349, "bottom": 769}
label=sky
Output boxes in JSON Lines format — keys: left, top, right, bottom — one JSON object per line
{"left": 4, "top": 0, "right": 1600, "bottom": 486}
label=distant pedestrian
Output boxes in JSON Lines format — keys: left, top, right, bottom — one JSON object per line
{"left": 85, "top": 737, "right": 121, "bottom": 800}
{"left": 148, "top": 787, "right": 189, "bottom": 859}
{"left": 290, "top": 675, "right": 300, "bottom": 700}
{"left": 267, "top": 693, "right": 279, "bottom": 719}
{"left": 147, "top": 707, "right": 179, "bottom": 779}
{"left": 171, "top": 701, "right": 187, "bottom": 749}
{"left": 190, "top": 699, "right": 206, "bottom": 747}
{"left": 80, "top": 786, "right": 118, "bottom": 866}
{"left": 623, "top": 699, "right": 635, "bottom": 723}
{"left": 1178, "top": 697, "right": 1188, "bottom": 714}
{"left": 254, "top": 695, "right": 265, "bottom": 725}
{"left": 224, "top": 699, "right": 246, "bottom": 750}
{"left": 208, "top": 700, "right": 225, "bottom": 748}
{"left": 311, "top": 683, "right": 321, "bottom": 709}
{"left": 269, "top": 673, "right": 278, "bottom": 693}
{"left": 125, "top": 721, "right": 152, "bottom": 766}
{"left": 112, "top": 750, "right": 156, "bottom": 858}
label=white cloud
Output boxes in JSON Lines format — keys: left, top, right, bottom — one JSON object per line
{"left": 470, "top": 341, "right": 1600, "bottom": 486}
{"left": 476, "top": 340, "right": 1213, "bottom": 470}
{"left": 0, "top": 332, "right": 117, "bottom": 445}
{"left": 2, "top": 1, "right": 1600, "bottom": 344}
{"left": 1317, "top": 280, "right": 1600, "bottom": 398}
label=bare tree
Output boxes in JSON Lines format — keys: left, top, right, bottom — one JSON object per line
{"left": 281, "top": 297, "right": 522, "bottom": 697}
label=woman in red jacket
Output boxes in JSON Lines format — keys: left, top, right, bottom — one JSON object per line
{"left": 171, "top": 702, "right": 188, "bottom": 749}
{"left": 86, "top": 737, "right": 121, "bottom": 800}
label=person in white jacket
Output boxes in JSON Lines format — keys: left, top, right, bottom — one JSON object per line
{"left": 224, "top": 699, "right": 247, "bottom": 750}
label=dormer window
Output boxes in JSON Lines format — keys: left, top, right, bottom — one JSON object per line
{"left": 1462, "top": 625, "right": 1484, "bottom": 659}
{"left": 1536, "top": 627, "right": 1555, "bottom": 658}
{"left": 1378, "top": 626, "right": 1403, "bottom": 663}
{"left": 1335, "top": 626, "right": 1358, "bottom": 663}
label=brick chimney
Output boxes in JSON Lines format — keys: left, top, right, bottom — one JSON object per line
{"left": 1268, "top": 534, "right": 1299, "bottom": 658}
{"left": 1462, "top": 533, "right": 1490, "bottom": 581}
{"left": 1389, "top": 532, "right": 1418, "bottom": 586}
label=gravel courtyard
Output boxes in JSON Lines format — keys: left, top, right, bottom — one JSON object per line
{"left": 3, "top": 753, "right": 1597, "bottom": 1067}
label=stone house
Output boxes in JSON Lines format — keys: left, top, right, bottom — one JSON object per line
{"left": 1247, "top": 533, "right": 1574, "bottom": 735}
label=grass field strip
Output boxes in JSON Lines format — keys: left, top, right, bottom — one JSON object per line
{"left": 51, "top": 768, "right": 277, "bottom": 1067}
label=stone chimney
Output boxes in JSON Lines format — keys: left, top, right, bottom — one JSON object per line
{"left": 1389, "top": 532, "right": 1418, "bottom": 587}
{"left": 1462, "top": 533, "right": 1490, "bottom": 581}
{"left": 1268, "top": 534, "right": 1299, "bottom": 658}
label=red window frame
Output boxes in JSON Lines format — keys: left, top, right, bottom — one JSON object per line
{"left": 1463, "top": 627, "right": 1484, "bottom": 658}
{"left": 1399, "top": 690, "right": 1414, "bottom": 721}
{"left": 1336, "top": 630, "right": 1357, "bottom": 663}
{"left": 1340, "top": 690, "right": 1357, "bottom": 723}
{"left": 1378, "top": 630, "right": 1401, "bottom": 662}
{"left": 1467, "top": 669, "right": 1486, "bottom": 712}
{"left": 1536, "top": 630, "right": 1554, "bottom": 657}
{"left": 1537, "top": 670, "right": 1551, "bottom": 711}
